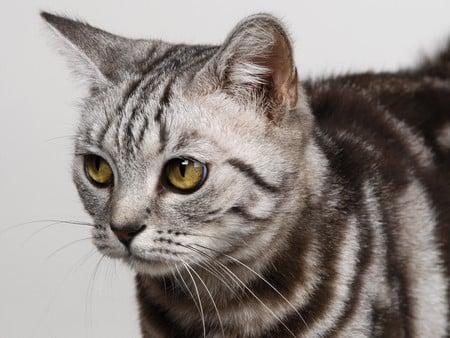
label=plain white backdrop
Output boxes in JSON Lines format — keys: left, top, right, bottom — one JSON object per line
{"left": 1, "top": 1, "right": 449, "bottom": 337}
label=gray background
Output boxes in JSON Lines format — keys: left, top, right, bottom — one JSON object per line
{"left": 1, "top": 1, "right": 449, "bottom": 337}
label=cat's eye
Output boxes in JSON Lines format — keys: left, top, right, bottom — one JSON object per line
{"left": 84, "top": 155, "right": 113, "bottom": 187}
{"left": 164, "top": 158, "right": 207, "bottom": 193}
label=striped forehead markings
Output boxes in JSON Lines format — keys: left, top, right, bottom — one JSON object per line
{"left": 95, "top": 45, "right": 219, "bottom": 157}
{"left": 120, "top": 46, "right": 218, "bottom": 155}
{"left": 95, "top": 104, "right": 113, "bottom": 147}
{"left": 155, "top": 77, "right": 176, "bottom": 154}
{"left": 91, "top": 45, "right": 180, "bottom": 151}
{"left": 109, "top": 49, "right": 180, "bottom": 157}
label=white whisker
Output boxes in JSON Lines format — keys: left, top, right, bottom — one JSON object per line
{"left": 184, "top": 259, "right": 225, "bottom": 338}
{"left": 85, "top": 254, "right": 106, "bottom": 337}
{"left": 195, "top": 243, "right": 308, "bottom": 329}
{"left": 46, "top": 237, "right": 93, "bottom": 260}
{"left": 174, "top": 263, "right": 203, "bottom": 321}
{"left": 181, "top": 260, "right": 206, "bottom": 338}
{"left": 178, "top": 243, "right": 241, "bottom": 296}
{"left": 191, "top": 244, "right": 296, "bottom": 337}
{"left": 1, "top": 219, "right": 94, "bottom": 235}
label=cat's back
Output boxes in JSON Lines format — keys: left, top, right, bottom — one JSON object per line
{"left": 304, "top": 43, "right": 450, "bottom": 335}
{"left": 307, "top": 39, "right": 450, "bottom": 169}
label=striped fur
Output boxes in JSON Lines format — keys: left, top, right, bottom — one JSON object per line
{"left": 42, "top": 12, "right": 450, "bottom": 337}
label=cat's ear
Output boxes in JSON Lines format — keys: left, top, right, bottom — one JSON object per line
{"left": 213, "top": 14, "right": 298, "bottom": 121}
{"left": 41, "top": 12, "right": 135, "bottom": 86}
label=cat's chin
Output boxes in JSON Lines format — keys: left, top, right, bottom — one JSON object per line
{"left": 123, "top": 255, "right": 182, "bottom": 276}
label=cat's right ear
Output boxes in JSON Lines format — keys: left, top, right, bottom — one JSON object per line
{"left": 204, "top": 14, "right": 299, "bottom": 123}
{"left": 41, "top": 12, "right": 134, "bottom": 87}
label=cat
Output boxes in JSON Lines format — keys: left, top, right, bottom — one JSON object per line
{"left": 41, "top": 11, "right": 450, "bottom": 337}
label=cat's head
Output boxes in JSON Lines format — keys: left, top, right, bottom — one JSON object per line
{"left": 42, "top": 12, "right": 314, "bottom": 276}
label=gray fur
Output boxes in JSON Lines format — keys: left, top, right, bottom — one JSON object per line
{"left": 42, "top": 11, "right": 450, "bottom": 337}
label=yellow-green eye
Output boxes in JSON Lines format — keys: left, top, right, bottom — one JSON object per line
{"left": 84, "top": 155, "right": 113, "bottom": 187}
{"left": 164, "top": 158, "right": 207, "bottom": 193}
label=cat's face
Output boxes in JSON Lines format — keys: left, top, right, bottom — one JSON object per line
{"left": 73, "top": 88, "right": 290, "bottom": 275}
{"left": 43, "top": 13, "right": 313, "bottom": 276}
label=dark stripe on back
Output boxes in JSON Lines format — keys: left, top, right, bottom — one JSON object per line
{"left": 226, "top": 158, "right": 280, "bottom": 192}
{"left": 325, "top": 198, "right": 374, "bottom": 336}
{"left": 307, "top": 78, "right": 419, "bottom": 337}
{"left": 381, "top": 202, "right": 413, "bottom": 337}
{"left": 258, "top": 201, "right": 349, "bottom": 336}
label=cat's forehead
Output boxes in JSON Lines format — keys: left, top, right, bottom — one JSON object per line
{"left": 78, "top": 84, "right": 244, "bottom": 172}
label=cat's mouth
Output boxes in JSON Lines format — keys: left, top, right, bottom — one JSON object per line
{"left": 93, "top": 235, "right": 182, "bottom": 271}
{"left": 123, "top": 249, "right": 191, "bottom": 275}
{"left": 93, "top": 226, "right": 225, "bottom": 275}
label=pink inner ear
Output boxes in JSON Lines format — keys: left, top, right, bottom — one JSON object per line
{"left": 206, "top": 15, "right": 300, "bottom": 121}
{"left": 266, "top": 32, "right": 299, "bottom": 110}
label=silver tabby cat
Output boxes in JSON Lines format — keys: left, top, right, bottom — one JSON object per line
{"left": 42, "top": 12, "right": 450, "bottom": 337}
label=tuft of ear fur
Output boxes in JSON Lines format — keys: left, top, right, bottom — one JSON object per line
{"left": 40, "top": 12, "right": 153, "bottom": 87}
{"left": 213, "top": 14, "right": 299, "bottom": 122}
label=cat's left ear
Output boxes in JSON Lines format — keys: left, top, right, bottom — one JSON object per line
{"left": 41, "top": 12, "right": 143, "bottom": 87}
{"left": 212, "top": 14, "right": 298, "bottom": 122}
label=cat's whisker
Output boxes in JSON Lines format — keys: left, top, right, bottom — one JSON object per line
{"left": 184, "top": 231, "right": 248, "bottom": 246}
{"left": 183, "top": 260, "right": 225, "bottom": 338}
{"left": 25, "top": 220, "right": 93, "bottom": 243}
{"left": 171, "top": 268, "right": 184, "bottom": 297}
{"left": 181, "top": 260, "right": 207, "bottom": 338}
{"left": 46, "top": 237, "right": 93, "bottom": 260}
{"left": 73, "top": 247, "right": 98, "bottom": 272}
{"left": 179, "top": 243, "right": 243, "bottom": 297}
{"left": 194, "top": 243, "right": 308, "bottom": 332}
{"left": 180, "top": 245, "right": 294, "bottom": 336}
{"left": 174, "top": 263, "right": 204, "bottom": 329}
{"left": 161, "top": 271, "right": 168, "bottom": 298}
{"left": 85, "top": 254, "right": 107, "bottom": 334}
{"left": 25, "top": 221, "right": 63, "bottom": 243}
{"left": 174, "top": 263, "right": 201, "bottom": 312}
{"left": 44, "top": 134, "right": 77, "bottom": 142}
{"left": 197, "top": 259, "right": 241, "bottom": 297}
{"left": 39, "top": 246, "right": 98, "bottom": 333}
{"left": 212, "top": 255, "right": 296, "bottom": 337}
{"left": 1, "top": 219, "right": 95, "bottom": 235}
{"left": 40, "top": 10, "right": 450, "bottom": 336}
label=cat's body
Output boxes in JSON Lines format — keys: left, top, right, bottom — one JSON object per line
{"left": 42, "top": 12, "right": 450, "bottom": 337}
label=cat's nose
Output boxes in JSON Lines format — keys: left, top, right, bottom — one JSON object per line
{"left": 110, "top": 223, "right": 146, "bottom": 248}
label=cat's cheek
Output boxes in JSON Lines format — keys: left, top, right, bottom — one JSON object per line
{"left": 247, "top": 190, "right": 279, "bottom": 220}
{"left": 74, "top": 181, "right": 111, "bottom": 220}
{"left": 72, "top": 159, "right": 113, "bottom": 218}
{"left": 92, "top": 236, "right": 126, "bottom": 258}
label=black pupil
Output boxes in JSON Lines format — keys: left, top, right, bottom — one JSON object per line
{"left": 179, "top": 160, "right": 189, "bottom": 177}
{"left": 94, "top": 157, "right": 101, "bottom": 171}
